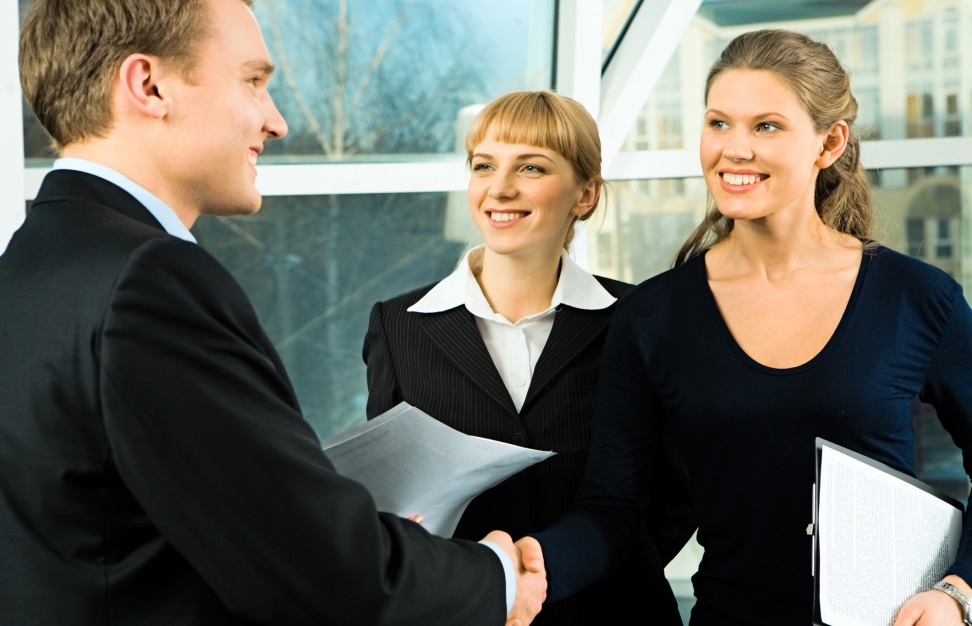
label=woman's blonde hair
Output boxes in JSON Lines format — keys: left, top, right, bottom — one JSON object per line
{"left": 673, "top": 29, "right": 873, "bottom": 266}
{"left": 465, "top": 90, "right": 606, "bottom": 250}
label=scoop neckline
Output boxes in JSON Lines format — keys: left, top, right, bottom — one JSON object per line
{"left": 695, "top": 247, "right": 870, "bottom": 375}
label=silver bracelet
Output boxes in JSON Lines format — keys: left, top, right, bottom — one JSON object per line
{"left": 931, "top": 580, "right": 972, "bottom": 626}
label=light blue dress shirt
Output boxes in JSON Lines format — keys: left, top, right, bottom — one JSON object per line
{"left": 52, "top": 158, "right": 196, "bottom": 243}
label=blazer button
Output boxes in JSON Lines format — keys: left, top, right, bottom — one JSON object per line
{"left": 513, "top": 433, "right": 527, "bottom": 446}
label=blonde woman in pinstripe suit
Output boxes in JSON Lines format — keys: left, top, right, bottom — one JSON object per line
{"left": 364, "top": 91, "right": 695, "bottom": 625}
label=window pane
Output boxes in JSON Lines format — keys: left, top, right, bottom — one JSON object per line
{"left": 254, "top": 1, "right": 554, "bottom": 162}
{"left": 906, "top": 217, "right": 926, "bottom": 257}
{"left": 603, "top": 0, "right": 640, "bottom": 62}
{"left": 874, "top": 167, "right": 965, "bottom": 284}
{"left": 587, "top": 177, "right": 706, "bottom": 283}
{"left": 20, "top": 0, "right": 556, "bottom": 162}
{"left": 621, "top": 0, "right": 972, "bottom": 154}
{"left": 192, "top": 191, "right": 470, "bottom": 439}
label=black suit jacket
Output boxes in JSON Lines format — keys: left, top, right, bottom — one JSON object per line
{"left": 364, "top": 275, "right": 696, "bottom": 625}
{"left": 0, "top": 170, "right": 506, "bottom": 625}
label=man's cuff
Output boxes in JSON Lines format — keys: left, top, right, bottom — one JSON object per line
{"left": 480, "top": 540, "right": 515, "bottom": 613}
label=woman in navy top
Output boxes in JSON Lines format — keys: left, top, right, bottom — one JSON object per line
{"left": 528, "top": 29, "right": 972, "bottom": 626}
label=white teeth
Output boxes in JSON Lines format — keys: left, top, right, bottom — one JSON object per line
{"left": 723, "top": 173, "right": 763, "bottom": 186}
{"left": 490, "top": 212, "right": 526, "bottom": 222}
{"left": 248, "top": 153, "right": 257, "bottom": 166}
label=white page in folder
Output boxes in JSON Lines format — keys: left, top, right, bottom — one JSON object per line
{"left": 817, "top": 444, "right": 962, "bottom": 626}
{"left": 320, "top": 402, "right": 555, "bottom": 537}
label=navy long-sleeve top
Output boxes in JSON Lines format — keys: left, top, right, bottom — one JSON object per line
{"left": 535, "top": 246, "right": 972, "bottom": 625}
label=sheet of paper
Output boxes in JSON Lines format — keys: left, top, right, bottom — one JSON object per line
{"left": 816, "top": 443, "right": 963, "bottom": 626}
{"left": 321, "top": 402, "right": 555, "bottom": 537}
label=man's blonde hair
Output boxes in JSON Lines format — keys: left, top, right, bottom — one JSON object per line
{"left": 19, "top": 0, "right": 253, "bottom": 151}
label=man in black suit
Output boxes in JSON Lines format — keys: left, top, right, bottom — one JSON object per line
{"left": 0, "top": 0, "right": 544, "bottom": 623}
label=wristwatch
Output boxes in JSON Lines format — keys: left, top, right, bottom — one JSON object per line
{"left": 931, "top": 580, "right": 972, "bottom": 626}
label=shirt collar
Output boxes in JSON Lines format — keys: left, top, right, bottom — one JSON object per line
{"left": 53, "top": 157, "right": 197, "bottom": 243}
{"left": 408, "top": 245, "right": 616, "bottom": 316}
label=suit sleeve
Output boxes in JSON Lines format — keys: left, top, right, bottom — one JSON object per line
{"left": 99, "top": 238, "right": 506, "bottom": 625}
{"left": 363, "top": 300, "right": 404, "bottom": 419}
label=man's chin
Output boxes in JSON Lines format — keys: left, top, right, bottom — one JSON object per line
{"left": 203, "top": 197, "right": 264, "bottom": 217}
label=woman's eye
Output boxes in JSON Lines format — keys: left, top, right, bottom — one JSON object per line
{"left": 472, "top": 163, "right": 491, "bottom": 171}
{"left": 522, "top": 164, "right": 544, "bottom": 173}
{"left": 708, "top": 119, "right": 729, "bottom": 130}
{"left": 758, "top": 122, "right": 780, "bottom": 132}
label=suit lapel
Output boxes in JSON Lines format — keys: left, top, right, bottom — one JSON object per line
{"left": 523, "top": 305, "right": 615, "bottom": 410}
{"left": 419, "top": 308, "right": 519, "bottom": 416}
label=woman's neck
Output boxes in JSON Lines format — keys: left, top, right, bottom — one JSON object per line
{"left": 711, "top": 211, "right": 860, "bottom": 281}
{"left": 473, "top": 247, "right": 562, "bottom": 323}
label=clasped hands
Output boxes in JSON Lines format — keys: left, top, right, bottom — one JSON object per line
{"left": 406, "top": 514, "right": 545, "bottom": 624}
{"left": 482, "top": 531, "right": 547, "bottom": 626}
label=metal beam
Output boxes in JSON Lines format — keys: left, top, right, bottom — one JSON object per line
{"left": 598, "top": 0, "right": 701, "bottom": 170}
{"left": 555, "top": 0, "right": 603, "bottom": 118}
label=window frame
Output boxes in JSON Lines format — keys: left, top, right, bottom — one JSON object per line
{"left": 8, "top": 0, "right": 972, "bottom": 261}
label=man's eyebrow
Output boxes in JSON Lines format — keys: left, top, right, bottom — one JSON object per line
{"left": 243, "top": 60, "right": 276, "bottom": 76}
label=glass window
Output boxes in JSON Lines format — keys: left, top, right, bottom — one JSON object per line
{"left": 603, "top": 0, "right": 640, "bottom": 62}
{"left": 906, "top": 92, "right": 935, "bottom": 138}
{"left": 906, "top": 20, "right": 933, "bottom": 71}
{"left": 942, "top": 7, "right": 960, "bottom": 64}
{"left": 906, "top": 218, "right": 926, "bottom": 257}
{"left": 854, "top": 25, "right": 879, "bottom": 74}
{"left": 936, "top": 218, "right": 954, "bottom": 260}
{"left": 192, "top": 191, "right": 470, "bottom": 440}
{"left": 623, "top": 1, "right": 972, "bottom": 157}
{"left": 945, "top": 93, "right": 962, "bottom": 136}
{"left": 253, "top": 1, "right": 554, "bottom": 162}
{"left": 586, "top": 178, "right": 706, "bottom": 283}
{"left": 20, "top": 0, "right": 557, "bottom": 162}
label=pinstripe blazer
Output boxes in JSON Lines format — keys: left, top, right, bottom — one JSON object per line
{"left": 363, "top": 275, "right": 695, "bottom": 624}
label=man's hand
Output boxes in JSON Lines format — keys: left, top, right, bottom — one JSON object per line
{"left": 482, "top": 531, "right": 546, "bottom": 626}
{"left": 893, "top": 575, "right": 970, "bottom": 625}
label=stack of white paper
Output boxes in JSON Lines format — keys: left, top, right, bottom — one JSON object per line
{"left": 321, "top": 402, "right": 555, "bottom": 537}
{"left": 813, "top": 439, "right": 963, "bottom": 626}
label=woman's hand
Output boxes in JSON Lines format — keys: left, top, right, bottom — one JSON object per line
{"left": 893, "top": 575, "right": 971, "bottom": 625}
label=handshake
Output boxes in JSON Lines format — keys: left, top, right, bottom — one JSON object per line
{"left": 405, "top": 516, "right": 546, "bottom": 624}
{"left": 483, "top": 531, "right": 547, "bottom": 626}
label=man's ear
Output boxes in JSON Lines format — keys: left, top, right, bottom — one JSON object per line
{"left": 116, "top": 54, "right": 168, "bottom": 119}
{"left": 816, "top": 120, "right": 849, "bottom": 169}
{"left": 571, "top": 179, "right": 600, "bottom": 218}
